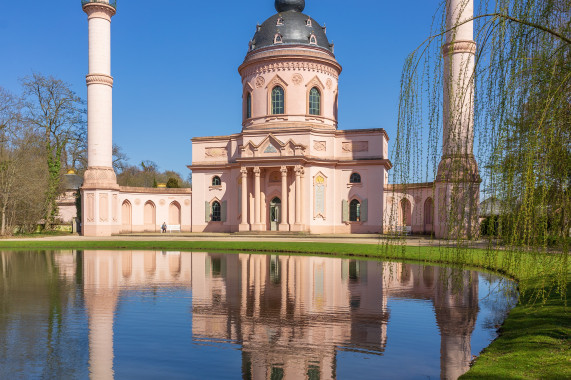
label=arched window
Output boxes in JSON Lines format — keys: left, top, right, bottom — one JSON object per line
{"left": 309, "top": 87, "right": 321, "bottom": 115}
{"left": 211, "top": 201, "right": 221, "bottom": 222}
{"left": 274, "top": 34, "right": 283, "bottom": 44}
{"left": 349, "top": 199, "right": 361, "bottom": 222}
{"left": 246, "top": 92, "right": 252, "bottom": 119}
{"left": 271, "top": 86, "right": 285, "bottom": 114}
{"left": 349, "top": 172, "right": 361, "bottom": 183}
{"left": 309, "top": 34, "right": 317, "bottom": 45}
{"left": 212, "top": 176, "right": 221, "bottom": 186}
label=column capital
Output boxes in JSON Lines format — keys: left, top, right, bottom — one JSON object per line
{"left": 240, "top": 167, "right": 248, "bottom": 175}
{"left": 253, "top": 166, "right": 261, "bottom": 175}
{"left": 280, "top": 166, "right": 288, "bottom": 175}
{"left": 294, "top": 165, "right": 304, "bottom": 175}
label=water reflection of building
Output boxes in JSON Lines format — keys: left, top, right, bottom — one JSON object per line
{"left": 191, "top": 254, "right": 389, "bottom": 379}
{"left": 76, "top": 251, "right": 478, "bottom": 379}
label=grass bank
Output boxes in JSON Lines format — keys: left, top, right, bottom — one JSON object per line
{"left": 0, "top": 239, "right": 568, "bottom": 378}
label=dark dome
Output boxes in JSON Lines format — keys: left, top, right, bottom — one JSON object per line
{"left": 249, "top": 3, "right": 332, "bottom": 53}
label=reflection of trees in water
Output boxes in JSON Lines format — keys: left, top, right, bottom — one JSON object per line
{"left": 0, "top": 251, "right": 86, "bottom": 379}
{"left": 478, "top": 273, "right": 518, "bottom": 330}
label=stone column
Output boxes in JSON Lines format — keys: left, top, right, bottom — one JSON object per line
{"left": 280, "top": 166, "right": 289, "bottom": 231}
{"left": 239, "top": 167, "right": 249, "bottom": 231}
{"left": 435, "top": 0, "right": 480, "bottom": 239}
{"left": 292, "top": 165, "right": 303, "bottom": 231}
{"left": 253, "top": 167, "right": 262, "bottom": 231}
{"left": 81, "top": 0, "right": 120, "bottom": 237}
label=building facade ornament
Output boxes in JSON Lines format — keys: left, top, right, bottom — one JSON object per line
{"left": 255, "top": 76, "right": 266, "bottom": 88}
{"left": 292, "top": 73, "right": 304, "bottom": 85}
{"left": 313, "top": 141, "right": 326, "bottom": 151}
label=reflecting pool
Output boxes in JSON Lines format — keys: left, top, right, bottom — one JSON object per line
{"left": 0, "top": 251, "right": 517, "bottom": 379}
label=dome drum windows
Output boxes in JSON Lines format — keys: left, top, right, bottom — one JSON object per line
{"left": 308, "top": 87, "right": 321, "bottom": 116}
{"left": 271, "top": 86, "right": 285, "bottom": 115}
{"left": 246, "top": 92, "right": 252, "bottom": 119}
{"left": 277, "top": 17, "right": 284, "bottom": 26}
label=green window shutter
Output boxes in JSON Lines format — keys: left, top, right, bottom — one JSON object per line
{"left": 342, "top": 200, "right": 349, "bottom": 223}
{"left": 205, "top": 201, "right": 211, "bottom": 223}
{"left": 361, "top": 199, "right": 368, "bottom": 222}
{"left": 221, "top": 201, "right": 227, "bottom": 222}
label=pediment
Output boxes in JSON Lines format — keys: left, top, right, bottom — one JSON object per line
{"left": 265, "top": 74, "right": 288, "bottom": 89}
{"left": 239, "top": 134, "right": 306, "bottom": 158}
{"left": 305, "top": 75, "right": 325, "bottom": 90}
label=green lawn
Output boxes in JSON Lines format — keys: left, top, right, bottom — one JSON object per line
{"left": 0, "top": 239, "right": 568, "bottom": 379}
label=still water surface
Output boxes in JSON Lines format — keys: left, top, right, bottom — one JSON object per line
{"left": 0, "top": 250, "right": 517, "bottom": 379}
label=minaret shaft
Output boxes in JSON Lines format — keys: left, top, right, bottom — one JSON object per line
{"left": 435, "top": 0, "right": 480, "bottom": 239}
{"left": 81, "top": 1, "right": 120, "bottom": 237}
{"left": 84, "top": 2, "right": 116, "bottom": 174}
{"left": 442, "top": 0, "right": 476, "bottom": 158}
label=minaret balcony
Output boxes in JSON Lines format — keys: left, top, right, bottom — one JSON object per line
{"left": 81, "top": 0, "right": 117, "bottom": 9}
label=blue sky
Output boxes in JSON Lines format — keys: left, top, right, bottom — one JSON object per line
{"left": 0, "top": 0, "right": 440, "bottom": 177}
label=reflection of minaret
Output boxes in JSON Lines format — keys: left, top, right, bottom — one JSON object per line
{"left": 82, "top": 250, "right": 191, "bottom": 379}
{"left": 433, "top": 268, "right": 479, "bottom": 380}
{"left": 84, "top": 251, "right": 121, "bottom": 380}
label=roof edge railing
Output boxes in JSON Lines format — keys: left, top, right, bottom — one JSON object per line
{"left": 81, "top": 0, "right": 117, "bottom": 9}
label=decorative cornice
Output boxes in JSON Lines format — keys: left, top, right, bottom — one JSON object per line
{"left": 241, "top": 59, "right": 340, "bottom": 79}
{"left": 442, "top": 40, "right": 477, "bottom": 56}
{"left": 86, "top": 74, "right": 114, "bottom": 87}
{"left": 83, "top": 3, "right": 116, "bottom": 21}
{"left": 119, "top": 186, "right": 192, "bottom": 195}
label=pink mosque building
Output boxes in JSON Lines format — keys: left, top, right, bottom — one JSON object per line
{"left": 80, "top": 0, "right": 479, "bottom": 238}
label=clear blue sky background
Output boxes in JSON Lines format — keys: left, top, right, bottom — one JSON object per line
{"left": 0, "top": 0, "right": 440, "bottom": 177}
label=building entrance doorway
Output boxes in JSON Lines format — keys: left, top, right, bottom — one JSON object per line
{"left": 270, "top": 197, "right": 281, "bottom": 231}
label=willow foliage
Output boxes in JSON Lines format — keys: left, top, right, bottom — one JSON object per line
{"left": 393, "top": 0, "right": 569, "bottom": 299}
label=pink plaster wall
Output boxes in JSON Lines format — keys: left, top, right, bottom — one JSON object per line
{"left": 190, "top": 128, "right": 390, "bottom": 234}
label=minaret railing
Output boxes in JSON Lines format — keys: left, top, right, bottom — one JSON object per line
{"left": 81, "top": 0, "right": 117, "bottom": 9}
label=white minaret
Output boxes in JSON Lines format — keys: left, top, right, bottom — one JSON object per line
{"left": 81, "top": 0, "right": 120, "bottom": 236}
{"left": 435, "top": 0, "right": 480, "bottom": 239}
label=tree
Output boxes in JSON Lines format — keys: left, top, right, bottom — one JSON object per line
{"left": 394, "top": 0, "right": 570, "bottom": 249}
{"left": 21, "top": 74, "right": 85, "bottom": 230}
{"left": 166, "top": 177, "right": 180, "bottom": 188}
{"left": 112, "top": 144, "right": 128, "bottom": 174}
{"left": 0, "top": 88, "right": 19, "bottom": 235}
